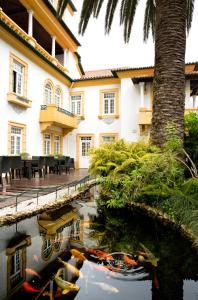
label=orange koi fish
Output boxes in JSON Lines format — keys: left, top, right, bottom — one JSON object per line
{"left": 23, "top": 282, "right": 41, "bottom": 293}
{"left": 25, "top": 268, "right": 41, "bottom": 279}
{"left": 124, "top": 255, "right": 138, "bottom": 266}
{"left": 153, "top": 271, "right": 159, "bottom": 289}
{"left": 70, "top": 249, "right": 86, "bottom": 261}
{"left": 86, "top": 248, "right": 114, "bottom": 260}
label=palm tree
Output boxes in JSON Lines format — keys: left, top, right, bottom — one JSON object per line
{"left": 58, "top": 0, "right": 195, "bottom": 147}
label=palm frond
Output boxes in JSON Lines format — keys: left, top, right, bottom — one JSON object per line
{"left": 57, "top": 0, "right": 69, "bottom": 18}
{"left": 79, "top": 0, "right": 105, "bottom": 35}
{"left": 105, "top": 0, "right": 119, "bottom": 34}
{"left": 186, "top": 0, "right": 195, "bottom": 33}
{"left": 93, "top": 0, "right": 105, "bottom": 17}
{"left": 143, "top": 0, "right": 156, "bottom": 41}
{"left": 120, "top": 0, "right": 139, "bottom": 43}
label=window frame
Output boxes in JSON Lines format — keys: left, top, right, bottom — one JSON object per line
{"left": 70, "top": 91, "right": 84, "bottom": 119}
{"left": 99, "top": 89, "right": 119, "bottom": 119}
{"left": 44, "top": 133, "right": 51, "bottom": 155}
{"left": 99, "top": 133, "right": 118, "bottom": 144}
{"left": 8, "top": 121, "right": 26, "bottom": 155}
{"left": 54, "top": 87, "right": 62, "bottom": 107}
{"left": 9, "top": 53, "right": 28, "bottom": 98}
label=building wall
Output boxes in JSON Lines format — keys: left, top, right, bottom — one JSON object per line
{"left": 0, "top": 38, "right": 70, "bottom": 156}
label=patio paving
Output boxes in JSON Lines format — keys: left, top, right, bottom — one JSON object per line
{"left": 0, "top": 169, "right": 88, "bottom": 210}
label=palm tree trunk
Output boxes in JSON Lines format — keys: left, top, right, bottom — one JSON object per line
{"left": 150, "top": 0, "right": 187, "bottom": 147}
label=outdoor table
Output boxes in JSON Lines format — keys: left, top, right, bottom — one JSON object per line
{"left": 22, "top": 159, "right": 39, "bottom": 179}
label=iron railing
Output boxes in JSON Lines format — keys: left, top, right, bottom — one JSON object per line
{"left": 0, "top": 175, "right": 94, "bottom": 213}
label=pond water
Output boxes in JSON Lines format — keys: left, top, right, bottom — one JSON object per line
{"left": 0, "top": 187, "right": 198, "bottom": 300}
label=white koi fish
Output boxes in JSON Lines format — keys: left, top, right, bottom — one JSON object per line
{"left": 91, "top": 282, "right": 119, "bottom": 293}
{"left": 55, "top": 268, "right": 80, "bottom": 294}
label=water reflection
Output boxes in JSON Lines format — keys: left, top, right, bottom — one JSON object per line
{"left": 0, "top": 187, "right": 197, "bottom": 300}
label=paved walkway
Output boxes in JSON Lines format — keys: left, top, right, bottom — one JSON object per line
{"left": 0, "top": 169, "right": 88, "bottom": 209}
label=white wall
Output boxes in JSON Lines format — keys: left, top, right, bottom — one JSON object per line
{"left": 0, "top": 38, "right": 70, "bottom": 156}
{"left": 120, "top": 78, "right": 140, "bottom": 141}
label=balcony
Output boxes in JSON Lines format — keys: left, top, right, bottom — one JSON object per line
{"left": 138, "top": 108, "right": 152, "bottom": 125}
{"left": 7, "top": 92, "right": 32, "bottom": 108}
{"left": 39, "top": 104, "right": 77, "bottom": 134}
{"left": 139, "top": 107, "right": 198, "bottom": 125}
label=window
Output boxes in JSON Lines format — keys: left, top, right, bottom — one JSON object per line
{"left": 55, "top": 88, "right": 62, "bottom": 107}
{"left": 42, "top": 239, "right": 53, "bottom": 260}
{"left": 103, "top": 92, "right": 115, "bottom": 115}
{"left": 11, "top": 127, "right": 22, "bottom": 155}
{"left": 54, "top": 135, "right": 61, "bottom": 155}
{"left": 44, "top": 134, "right": 51, "bottom": 155}
{"left": 102, "top": 136, "right": 115, "bottom": 143}
{"left": 10, "top": 250, "right": 22, "bottom": 288}
{"left": 100, "top": 133, "right": 118, "bottom": 144}
{"left": 99, "top": 89, "right": 119, "bottom": 118}
{"left": 71, "top": 94, "right": 82, "bottom": 115}
{"left": 10, "top": 54, "right": 27, "bottom": 98}
{"left": 44, "top": 83, "right": 52, "bottom": 105}
{"left": 81, "top": 137, "right": 92, "bottom": 157}
{"left": 12, "top": 60, "right": 24, "bottom": 96}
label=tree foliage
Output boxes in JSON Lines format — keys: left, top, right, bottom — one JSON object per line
{"left": 184, "top": 112, "right": 198, "bottom": 168}
{"left": 57, "top": 0, "right": 195, "bottom": 43}
{"left": 89, "top": 140, "right": 185, "bottom": 207}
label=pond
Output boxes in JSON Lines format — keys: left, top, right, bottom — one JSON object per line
{"left": 0, "top": 187, "right": 198, "bottom": 300}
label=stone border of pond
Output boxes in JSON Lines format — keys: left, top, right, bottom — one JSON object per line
{"left": 0, "top": 179, "right": 97, "bottom": 227}
{"left": 127, "top": 201, "right": 198, "bottom": 254}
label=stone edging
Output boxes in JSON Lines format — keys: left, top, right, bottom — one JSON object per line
{"left": 127, "top": 201, "right": 198, "bottom": 254}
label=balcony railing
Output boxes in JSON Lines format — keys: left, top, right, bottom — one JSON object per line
{"left": 40, "top": 104, "right": 77, "bottom": 133}
{"left": 0, "top": 8, "right": 68, "bottom": 74}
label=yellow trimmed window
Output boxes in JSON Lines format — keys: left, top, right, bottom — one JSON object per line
{"left": 44, "top": 82, "right": 53, "bottom": 105}
{"left": 54, "top": 87, "right": 62, "bottom": 107}
{"left": 70, "top": 92, "right": 84, "bottom": 119}
{"left": 100, "top": 133, "right": 118, "bottom": 144}
{"left": 54, "top": 135, "right": 61, "bottom": 155}
{"left": 10, "top": 54, "right": 28, "bottom": 97}
{"left": 8, "top": 121, "right": 26, "bottom": 155}
{"left": 99, "top": 89, "right": 119, "bottom": 118}
{"left": 44, "top": 133, "right": 51, "bottom": 155}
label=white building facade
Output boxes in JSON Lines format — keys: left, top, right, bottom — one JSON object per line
{"left": 0, "top": 0, "right": 198, "bottom": 168}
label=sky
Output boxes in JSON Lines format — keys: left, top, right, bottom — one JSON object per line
{"left": 69, "top": 0, "right": 198, "bottom": 71}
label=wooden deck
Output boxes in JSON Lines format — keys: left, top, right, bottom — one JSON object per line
{"left": 0, "top": 169, "right": 88, "bottom": 209}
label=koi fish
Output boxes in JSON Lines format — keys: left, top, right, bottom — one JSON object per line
{"left": 25, "top": 268, "right": 41, "bottom": 279}
{"left": 33, "top": 255, "right": 39, "bottom": 262}
{"left": 138, "top": 255, "right": 145, "bottom": 262}
{"left": 58, "top": 258, "right": 83, "bottom": 278}
{"left": 91, "top": 282, "right": 119, "bottom": 293}
{"left": 22, "top": 282, "right": 41, "bottom": 293}
{"left": 123, "top": 255, "right": 138, "bottom": 266}
{"left": 55, "top": 268, "right": 80, "bottom": 294}
{"left": 139, "top": 243, "right": 159, "bottom": 267}
{"left": 86, "top": 248, "right": 114, "bottom": 260}
{"left": 153, "top": 271, "right": 159, "bottom": 289}
{"left": 70, "top": 249, "right": 86, "bottom": 261}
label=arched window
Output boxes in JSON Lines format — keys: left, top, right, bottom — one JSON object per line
{"left": 55, "top": 88, "right": 62, "bottom": 107}
{"left": 44, "top": 82, "right": 53, "bottom": 105}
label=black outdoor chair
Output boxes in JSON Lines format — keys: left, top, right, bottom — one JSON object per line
{"left": 65, "top": 157, "right": 75, "bottom": 173}
{"left": 10, "top": 156, "right": 23, "bottom": 179}
{"left": 55, "top": 156, "right": 70, "bottom": 175}
{"left": 31, "top": 156, "right": 46, "bottom": 178}
{"left": 44, "top": 156, "right": 56, "bottom": 174}
{"left": 0, "top": 156, "right": 12, "bottom": 184}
